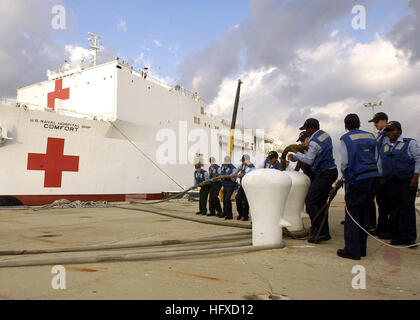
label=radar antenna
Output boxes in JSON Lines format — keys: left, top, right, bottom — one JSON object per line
{"left": 88, "top": 32, "right": 102, "bottom": 67}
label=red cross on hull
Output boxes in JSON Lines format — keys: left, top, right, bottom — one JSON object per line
{"left": 27, "top": 138, "right": 80, "bottom": 188}
{"left": 47, "top": 79, "right": 70, "bottom": 111}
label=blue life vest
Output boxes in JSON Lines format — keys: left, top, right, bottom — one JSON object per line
{"left": 380, "top": 138, "right": 415, "bottom": 180}
{"left": 240, "top": 163, "right": 255, "bottom": 174}
{"left": 194, "top": 169, "right": 207, "bottom": 185}
{"left": 221, "top": 164, "right": 236, "bottom": 186}
{"left": 340, "top": 129, "right": 379, "bottom": 186}
{"left": 208, "top": 164, "right": 220, "bottom": 179}
{"left": 311, "top": 130, "right": 336, "bottom": 172}
{"left": 376, "top": 130, "right": 386, "bottom": 151}
{"left": 264, "top": 158, "right": 280, "bottom": 170}
{"left": 238, "top": 163, "right": 255, "bottom": 184}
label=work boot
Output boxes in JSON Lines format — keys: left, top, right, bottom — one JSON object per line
{"left": 391, "top": 239, "right": 417, "bottom": 248}
{"left": 378, "top": 232, "right": 392, "bottom": 240}
{"left": 242, "top": 217, "right": 249, "bottom": 222}
{"left": 207, "top": 212, "right": 216, "bottom": 217}
{"left": 307, "top": 234, "right": 331, "bottom": 244}
{"left": 337, "top": 249, "right": 361, "bottom": 260}
{"left": 195, "top": 212, "right": 202, "bottom": 215}
{"left": 236, "top": 215, "right": 243, "bottom": 220}
{"left": 367, "top": 228, "right": 377, "bottom": 235}
{"left": 224, "top": 216, "right": 233, "bottom": 220}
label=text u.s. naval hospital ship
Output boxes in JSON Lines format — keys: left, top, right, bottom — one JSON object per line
{"left": 0, "top": 34, "right": 279, "bottom": 206}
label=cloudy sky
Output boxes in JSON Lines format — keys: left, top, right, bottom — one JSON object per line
{"left": 1, "top": 0, "right": 420, "bottom": 154}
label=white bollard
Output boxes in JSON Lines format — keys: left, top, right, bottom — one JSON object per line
{"left": 283, "top": 171, "right": 311, "bottom": 232}
{"left": 242, "top": 169, "right": 292, "bottom": 247}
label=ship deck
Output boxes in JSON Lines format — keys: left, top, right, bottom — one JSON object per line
{"left": 0, "top": 196, "right": 419, "bottom": 300}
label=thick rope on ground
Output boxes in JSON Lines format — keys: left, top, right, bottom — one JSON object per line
{"left": 0, "top": 241, "right": 283, "bottom": 269}
{"left": 0, "top": 231, "right": 251, "bottom": 256}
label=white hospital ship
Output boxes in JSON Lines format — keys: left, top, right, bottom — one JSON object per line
{"left": 0, "top": 34, "right": 279, "bottom": 205}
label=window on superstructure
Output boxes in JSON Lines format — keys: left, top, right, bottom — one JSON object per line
{"left": 201, "top": 107, "right": 204, "bottom": 115}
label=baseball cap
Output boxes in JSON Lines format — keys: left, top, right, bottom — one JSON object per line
{"left": 384, "top": 121, "right": 402, "bottom": 132}
{"left": 195, "top": 163, "right": 202, "bottom": 169}
{"left": 267, "top": 151, "right": 279, "bottom": 159}
{"left": 209, "top": 156, "right": 216, "bottom": 164}
{"left": 241, "top": 154, "right": 250, "bottom": 162}
{"left": 368, "top": 112, "right": 388, "bottom": 123}
{"left": 299, "top": 118, "right": 320, "bottom": 130}
{"left": 296, "top": 131, "right": 308, "bottom": 142}
{"left": 224, "top": 156, "right": 231, "bottom": 164}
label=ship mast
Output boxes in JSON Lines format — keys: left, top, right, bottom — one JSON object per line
{"left": 88, "top": 32, "right": 102, "bottom": 67}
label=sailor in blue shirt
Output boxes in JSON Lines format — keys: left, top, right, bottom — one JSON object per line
{"left": 288, "top": 118, "right": 338, "bottom": 243}
{"left": 233, "top": 154, "right": 255, "bottom": 221}
{"left": 378, "top": 121, "right": 419, "bottom": 247}
{"left": 208, "top": 156, "right": 223, "bottom": 217}
{"left": 368, "top": 112, "right": 391, "bottom": 238}
{"left": 220, "top": 156, "right": 237, "bottom": 220}
{"left": 193, "top": 164, "right": 210, "bottom": 216}
{"left": 337, "top": 114, "right": 380, "bottom": 260}
{"left": 258, "top": 151, "right": 281, "bottom": 169}
{"left": 296, "top": 131, "right": 314, "bottom": 181}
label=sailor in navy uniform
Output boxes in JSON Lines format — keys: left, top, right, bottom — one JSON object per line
{"left": 378, "top": 121, "right": 420, "bottom": 248}
{"left": 337, "top": 114, "right": 380, "bottom": 260}
{"left": 220, "top": 156, "right": 237, "bottom": 220}
{"left": 288, "top": 118, "right": 338, "bottom": 243}
{"left": 208, "top": 156, "right": 223, "bottom": 217}
{"left": 258, "top": 151, "right": 281, "bottom": 169}
{"left": 296, "top": 131, "right": 314, "bottom": 181}
{"left": 193, "top": 164, "right": 210, "bottom": 215}
{"left": 233, "top": 154, "right": 255, "bottom": 221}
{"left": 368, "top": 112, "right": 391, "bottom": 238}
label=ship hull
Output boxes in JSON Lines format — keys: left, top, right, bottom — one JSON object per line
{"left": 0, "top": 105, "right": 259, "bottom": 205}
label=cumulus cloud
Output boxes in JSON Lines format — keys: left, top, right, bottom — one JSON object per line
{"left": 0, "top": 0, "right": 119, "bottom": 98}
{"left": 153, "top": 39, "right": 162, "bottom": 47}
{"left": 177, "top": 0, "right": 420, "bottom": 161}
{"left": 0, "top": 0, "right": 67, "bottom": 97}
{"left": 388, "top": 0, "right": 420, "bottom": 63}
{"left": 176, "top": 0, "right": 360, "bottom": 103}
{"left": 118, "top": 17, "right": 127, "bottom": 32}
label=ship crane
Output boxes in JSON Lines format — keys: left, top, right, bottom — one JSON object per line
{"left": 227, "top": 79, "right": 243, "bottom": 158}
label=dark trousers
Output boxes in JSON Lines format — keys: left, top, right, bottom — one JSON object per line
{"left": 376, "top": 183, "right": 391, "bottom": 234}
{"left": 236, "top": 186, "right": 249, "bottom": 219}
{"left": 222, "top": 185, "right": 235, "bottom": 218}
{"left": 305, "top": 168, "right": 338, "bottom": 238}
{"left": 344, "top": 177, "right": 380, "bottom": 257}
{"left": 386, "top": 178, "right": 417, "bottom": 242}
{"left": 199, "top": 185, "right": 210, "bottom": 214}
{"left": 209, "top": 182, "right": 222, "bottom": 214}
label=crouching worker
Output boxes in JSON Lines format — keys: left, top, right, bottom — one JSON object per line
{"left": 194, "top": 164, "right": 210, "bottom": 215}
{"left": 259, "top": 151, "right": 281, "bottom": 169}
{"left": 233, "top": 154, "right": 255, "bottom": 221}
{"left": 378, "top": 121, "right": 419, "bottom": 248}
{"left": 337, "top": 114, "right": 380, "bottom": 260}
